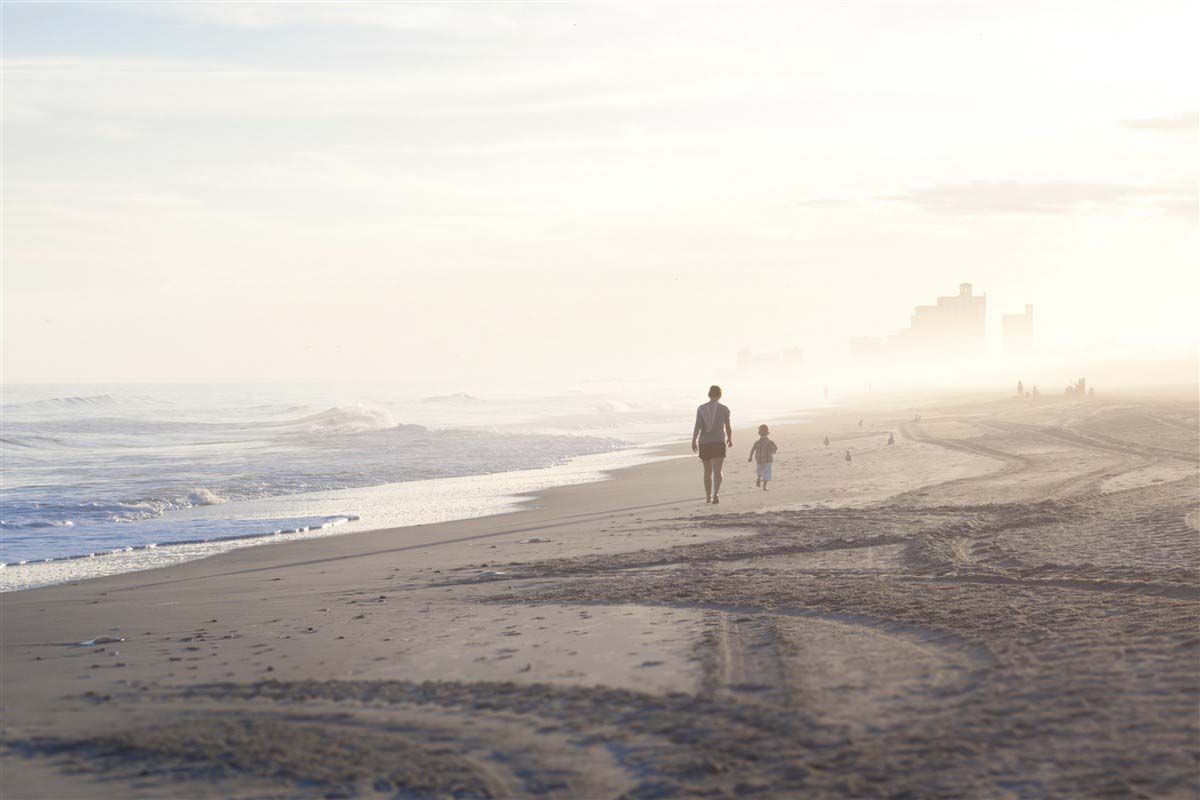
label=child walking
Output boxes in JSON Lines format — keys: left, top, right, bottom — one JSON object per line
{"left": 748, "top": 424, "right": 778, "bottom": 490}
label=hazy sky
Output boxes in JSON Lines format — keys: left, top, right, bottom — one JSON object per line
{"left": 2, "top": 1, "right": 1196, "bottom": 385}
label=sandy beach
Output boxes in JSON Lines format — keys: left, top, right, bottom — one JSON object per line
{"left": 2, "top": 391, "right": 1197, "bottom": 799}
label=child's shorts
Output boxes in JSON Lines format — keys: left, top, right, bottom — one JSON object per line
{"left": 756, "top": 462, "right": 773, "bottom": 481}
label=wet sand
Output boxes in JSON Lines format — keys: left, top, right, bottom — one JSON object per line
{"left": 2, "top": 391, "right": 1197, "bottom": 798}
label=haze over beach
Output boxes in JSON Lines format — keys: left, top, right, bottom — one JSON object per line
{"left": 1, "top": 2, "right": 1198, "bottom": 798}
{"left": 3, "top": 1, "right": 1197, "bottom": 386}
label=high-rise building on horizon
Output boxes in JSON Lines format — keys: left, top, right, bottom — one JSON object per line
{"left": 1002, "top": 304, "right": 1034, "bottom": 353}
{"left": 890, "top": 282, "right": 987, "bottom": 354}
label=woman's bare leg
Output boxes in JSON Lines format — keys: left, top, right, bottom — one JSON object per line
{"left": 703, "top": 460, "right": 714, "bottom": 499}
{"left": 711, "top": 457, "right": 725, "bottom": 498}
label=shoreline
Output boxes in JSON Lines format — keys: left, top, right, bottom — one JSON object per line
{"left": 2, "top": 391, "right": 1196, "bottom": 798}
{"left": 0, "top": 443, "right": 683, "bottom": 593}
{"left": 1, "top": 435, "right": 704, "bottom": 600}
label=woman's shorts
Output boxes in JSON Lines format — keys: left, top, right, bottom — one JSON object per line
{"left": 698, "top": 442, "right": 727, "bottom": 461}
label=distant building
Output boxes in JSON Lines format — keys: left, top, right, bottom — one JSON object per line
{"left": 890, "top": 282, "right": 987, "bottom": 355}
{"left": 1002, "top": 304, "right": 1034, "bottom": 353}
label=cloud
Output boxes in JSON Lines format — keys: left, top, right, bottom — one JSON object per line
{"left": 124, "top": 1, "right": 642, "bottom": 33}
{"left": 113, "top": 2, "right": 532, "bottom": 36}
{"left": 876, "top": 180, "right": 1197, "bottom": 220}
{"left": 1121, "top": 112, "right": 1198, "bottom": 133}
{"left": 1121, "top": 112, "right": 1199, "bottom": 142}
{"left": 0, "top": 57, "right": 617, "bottom": 122}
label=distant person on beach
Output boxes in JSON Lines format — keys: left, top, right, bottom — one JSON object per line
{"left": 1017, "top": 380, "right": 1024, "bottom": 397}
{"left": 845, "top": 449, "right": 853, "bottom": 463}
{"left": 888, "top": 432, "right": 895, "bottom": 446}
{"left": 823, "top": 435, "right": 830, "bottom": 447}
{"left": 748, "top": 424, "right": 778, "bottom": 491}
{"left": 692, "top": 385, "right": 733, "bottom": 504}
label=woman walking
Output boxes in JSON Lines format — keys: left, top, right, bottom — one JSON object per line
{"left": 692, "top": 385, "right": 733, "bottom": 504}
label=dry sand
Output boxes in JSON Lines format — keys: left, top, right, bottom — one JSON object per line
{"left": 2, "top": 391, "right": 1197, "bottom": 798}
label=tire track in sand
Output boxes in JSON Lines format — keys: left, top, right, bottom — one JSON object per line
{"left": 971, "top": 418, "right": 1166, "bottom": 500}
{"left": 892, "top": 420, "right": 1029, "bottom": 503}
{"left": 900, "top": 416, "right": 1161, "bottom": 502}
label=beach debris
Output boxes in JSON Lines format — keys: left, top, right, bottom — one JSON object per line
{"left": 77, "top": 636, "right": 124, "bottom": 647}
{"left": 518, "top": 537, "right": 551, "bottom": 544}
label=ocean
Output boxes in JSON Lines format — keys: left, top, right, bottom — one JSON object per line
{"left": 0, "top": 383, "right": 698, "bottom": 591}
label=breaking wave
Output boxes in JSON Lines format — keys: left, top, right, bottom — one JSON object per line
{"left": 187, "top": 488, "right": 228, "bottom": 506}
{"left": 11, "top": 394, "right": 122, "bottom": 411}
{"left": 1, "top": 514, "right": 360, "bottom": 568}
{"left": 285, "top": 405, "right": 398, "bottom": 434}
{"left": 0, "top": 434, "right": 66, "bottom": 449}
{"left": 1, "top": 486, "right": 232, "bottom": 530}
